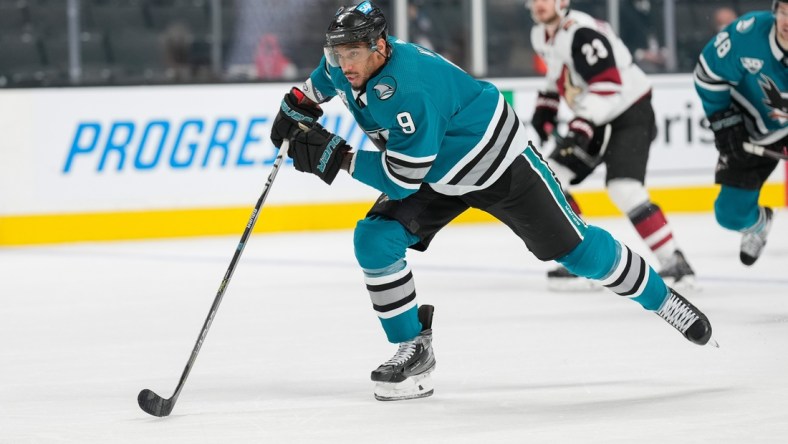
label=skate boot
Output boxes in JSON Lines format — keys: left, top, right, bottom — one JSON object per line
{"left": 547, "top": 265, "right": 602, "bottom": 292}
{"left": 371, "top": 305, "right": 436, "bottom": 401}
{"left": 656, "top": 288, "right": 716, "bottom": 347}
{"left": 658, "top": 250, "right": 697, "bottom": 291}
{"left": 740, "top": 207, "right": 773, "bottom": 266}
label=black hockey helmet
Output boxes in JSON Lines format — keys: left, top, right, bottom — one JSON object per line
{"left": 775, "top": 0, "right": 788, "bottom": 11}
{"left": 325, "top": 1, "right": 387, "bottom": 48}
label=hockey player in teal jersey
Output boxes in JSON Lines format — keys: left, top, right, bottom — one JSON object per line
{"left": 270, "top": 1, "right": 715, "bottom": 401}
{"left": 694, "top": 0, "right": 788, "bottom": 265}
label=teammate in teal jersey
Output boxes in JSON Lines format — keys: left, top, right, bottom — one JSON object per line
{"left": 270, "top": 1, "right": 715, "bottom": 401}
{"left": 694, "top": 0, "right": 788, "bottom": 265}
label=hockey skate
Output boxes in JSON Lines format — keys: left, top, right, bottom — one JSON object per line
{"left": 740, "top": 207, "right": 773, "bottom": 266}
{"left": 656, "top": 288, "right": 716, "bottom": 347}
{"left": 547, "top": 265, "right": 602, "bottom": 292}
{"left": 658, "top": 250, "right": 697, "bottom": 291}
{"left": 371, "top": 305, "right": 436, "bottom": 401}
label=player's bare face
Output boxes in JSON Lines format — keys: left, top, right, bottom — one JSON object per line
{"left": 776, "top": 4, "right": 788, "bottom": 49}
{"left": 335, "top": 41, "right": 386, "bottom": 90}
{"left": 530, "top": 0, "right": 560, "bottom": 25}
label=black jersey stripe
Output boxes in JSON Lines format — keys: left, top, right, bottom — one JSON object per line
{"left": 605, "top": 246, "right": 632, "bottom": 289}
{"left": 366, "top": 271, "right": 414, "bottom": 292}
{"left": 694, "top": 64, "right": 727, "bottom": 86}
{"left": 618, "top": 258, "right": 647, "bottom": 297}
{"left": 387, "top": 156, "right": 434, "bottom": 169}
{"left": 474, "top": 115, "right": 520, "bottom": 186}
{"left": 447, "top": 103, "right": 510, "bottom": 186}
{"left": 386, "top": 165, "right": 426, "bottom": 185}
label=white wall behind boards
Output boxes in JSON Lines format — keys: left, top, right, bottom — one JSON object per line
{"left": 0, "top": 76, "right": 780, "bottom": 216}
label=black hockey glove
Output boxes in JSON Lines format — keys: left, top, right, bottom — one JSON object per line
{"left": 290, "top": 124, "right": 350, "bottom": 185}
{"left": 550, "top": 118, "right": 600, "bottom": 185}
{"left": 270, "top": 87, "right": 323, "bottom": 148}
{"left": 709, "top": 109, "right": 747, "bottom": 160}
{"left": 562, "top": 118, "right": 594, "bottom": 151}
{"left": 531, "top": 91, "right": 560, "bottom": 143}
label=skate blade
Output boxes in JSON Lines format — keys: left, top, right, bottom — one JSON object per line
{"left": 707, "top": 336, "right": 720, "bottom": 348}
{"left": 547, "top": 278, "right": 603, "bottom": 292}
{"left": 374, "top": 373, "right": 434, "bottom": 401}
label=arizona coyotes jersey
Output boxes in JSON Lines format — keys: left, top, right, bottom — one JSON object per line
{"left": 531, "top": 10, "right": 652, "bottom": 125}
{"left": 694, "top": 11, "right": 788, "bottom": 145}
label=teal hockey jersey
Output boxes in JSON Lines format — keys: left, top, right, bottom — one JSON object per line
{"left": 694, "top": 11, "right": 788, "bottom": 145}
{"left": 302, "top": 37, "right": 530, "bottom": 200}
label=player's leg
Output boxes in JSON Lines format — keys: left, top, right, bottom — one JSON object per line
{"left": 540, "top": 136, "right": 600, "bottom": 291}
{"left": 713, "top": 153, "right": 778, "bottom": 265}
{"left": 354, "top": 190, "right": 468, "bottom": 400}
{"left": 715, "top": 186, "right": 774, "bottom": 265}
{"left": 607, "top": 178, "right": 696, "bottom": 288}
{"left": 603, "top": 98, "right": 695, "bottom": 288}
{"left": 478, "top": 144, "right": 713, "bottom": 345}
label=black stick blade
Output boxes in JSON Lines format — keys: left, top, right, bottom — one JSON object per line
{"left": 138, "top": 389, "right": 174, "bottom": 417}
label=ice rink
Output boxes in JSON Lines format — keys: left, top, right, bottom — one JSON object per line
{"left": 2, "top": 211, "right": 787, "bottom": 443}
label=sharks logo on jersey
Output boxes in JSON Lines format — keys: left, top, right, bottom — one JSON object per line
{"left": 373, "top": 77, "right": 397, "bottom": 100}
{"left": 758, "top": 74, "right": 788, "bottom": 123}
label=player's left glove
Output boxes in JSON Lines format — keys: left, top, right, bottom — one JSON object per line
{"left": 290, "top": 124, "right": 351, "bottom": 185}
{"left": 270, "top": 87, "right": 323, "bottom": 148}
{"left": 708, "top": 109, "right": 747, "bottom": 160}
{"left": 550, "top": 118, "right": 602, "bottom": 185}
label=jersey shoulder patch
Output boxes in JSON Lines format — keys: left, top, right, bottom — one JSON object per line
{"left": 735, "top": 16, "right": 756, "bottom": 34}
{"left": 729, "top": 12, "right": 773, "bottom": 41}
{"left": 372, "top": 76, "right": 397, "bottom": 101}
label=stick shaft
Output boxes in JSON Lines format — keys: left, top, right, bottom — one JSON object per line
{"left": 742, "top": 142, "right": 788, "bottom": 160}
{"left": 162, "top": 140, "right": 290, "bottom": 408}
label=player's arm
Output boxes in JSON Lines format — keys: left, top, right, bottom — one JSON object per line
{"left": 351, "top": 96, "right": 445, "bottom": 200}
{"left": 301, "top": 56, "right": 338, "bottom": 104}
{"left": 693, "top": 29, "right": 748, "bottom": 158}
{"left": 693, "top": 30, "right": 745, "bottom": 116}
{"left": 568, "top": 28, "right": 622, "bottom": 125}
{"left": 269, "top": 57, "right": 338, "bottom": 148}
{"left": 528, "top": 26, "right": 561, "bottom": 143}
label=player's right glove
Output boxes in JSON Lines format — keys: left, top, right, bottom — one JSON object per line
{"left": 708, "top": 109, "right": 748, "bottom": 160}
{"left": 270, "top": 87, "right": 323, "bottom": 148}
{"left": 289, "top": 124, "right": 350, "bottom": 185}
{"left": 531, "top": 91, "right": 560, "bottom": 144}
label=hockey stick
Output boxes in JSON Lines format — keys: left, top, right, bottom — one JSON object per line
{"left": 138, "top": 139, "right": 291, "bottom": 417}
{"left": 742, "top": 142, "right": 788, "bottom": 161}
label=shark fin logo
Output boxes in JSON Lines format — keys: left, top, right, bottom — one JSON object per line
{"left": 758, "top": 74, "right": 788, "bottom": 123}
{"left": 373, "top": 76, "right": 397, "bottom": 100}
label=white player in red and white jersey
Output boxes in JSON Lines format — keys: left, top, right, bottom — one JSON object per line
{"left": 528, "top": 0, "right": 697, "bottom": 291}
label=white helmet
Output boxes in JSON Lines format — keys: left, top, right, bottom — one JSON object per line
{"left": 526, "top": 0, "right": 571, "bottom": 22}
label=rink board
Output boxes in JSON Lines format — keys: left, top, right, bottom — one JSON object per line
{"left": 0, "top": 75, "right": 785, "bottom": 245}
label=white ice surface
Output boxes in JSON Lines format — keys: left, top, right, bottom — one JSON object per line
{"left": 1, "top": 211, "right": 787, "bottom": 443}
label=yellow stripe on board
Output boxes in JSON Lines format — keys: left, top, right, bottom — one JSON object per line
{"left": 1, "top": 183, "right": 784, "bottom": 246}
